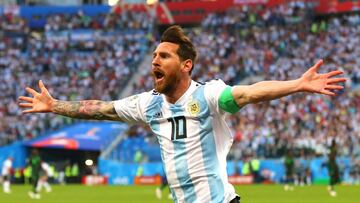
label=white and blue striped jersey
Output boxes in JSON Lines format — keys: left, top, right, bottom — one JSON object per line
{"left": 114, "top": 79, "right": 238, "bottom": 203}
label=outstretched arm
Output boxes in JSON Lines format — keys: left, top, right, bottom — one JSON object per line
{"left": 233, "top": 60, "right": 346, "bottom": 108}
{"left": 18, "top": 80, "right": 122, "bottom": 121}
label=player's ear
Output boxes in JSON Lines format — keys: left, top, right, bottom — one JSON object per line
{"left": 181, "top": 59, "right": 192, "bottom": 73}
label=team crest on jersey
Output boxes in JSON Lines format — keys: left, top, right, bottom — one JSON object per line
{"left": 187, "top": 99, "right": 200, "bottom": 116}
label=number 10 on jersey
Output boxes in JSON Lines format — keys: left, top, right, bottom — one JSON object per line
{"left": 167, "top": 116, "right": 187, "bottom": 140}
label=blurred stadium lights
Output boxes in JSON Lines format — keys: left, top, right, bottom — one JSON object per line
{"left": 109, "top": 0, "right": 152, "bottom": 5}
{"left": 109, "top": 0, "right": 159, "bottom": 5}
{"left": 85, "top": 159, "right": 94, "bottom": 166}
{"left": 108, "top": 0, "right": 119, "bottom": 6}
{"left": 146, "top": 0, "right": 158, "bottom": 5}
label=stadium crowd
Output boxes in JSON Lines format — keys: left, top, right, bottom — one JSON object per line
{"left": 132, "top": 3, "right": 360, "bottom": 159}
{"left": 1, "top": 3, "right": 360, "bottom": 162}
{"left": 45, "top": 9, "right": 152, "bottom": 31}
{"left": 0, "top": 9, "right": 155, "bottom": 145}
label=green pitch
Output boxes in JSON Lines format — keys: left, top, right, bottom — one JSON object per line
{"left": 0, "top": 184, "right": 359, "bottom": 203}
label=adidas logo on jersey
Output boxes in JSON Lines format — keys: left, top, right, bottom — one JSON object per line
{"left": 154, "top": 111, "right": 163, "bottom": 118}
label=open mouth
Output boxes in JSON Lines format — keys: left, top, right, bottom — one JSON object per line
{"left": 153, "top": 70, "right": 165, "bottom": 81}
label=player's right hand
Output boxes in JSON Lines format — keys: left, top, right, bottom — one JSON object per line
{"left": 18, "top": 80, "right": 56, "bottom": 113}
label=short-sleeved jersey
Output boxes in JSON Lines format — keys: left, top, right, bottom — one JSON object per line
{"left": 1, "top": 159, "right": 12, "bottom": 176}
{"left": 29, "top": 155, "right": 41, "bottom": 178}
{"left": 114, "top": 80, "right": 237, "bottom": 203}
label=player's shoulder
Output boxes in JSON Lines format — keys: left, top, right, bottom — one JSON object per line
{"left": 120, "top": 90, "right": 162, "bottom": 110}
{"left": 203, "top": 79, "right": 226, "bottom": 86}
{"left": 135, "top": 89, "right": 163, "bottom": 103}
{"left": 198, "top": 79, "right": 227, "bottom": 90}
{"left": 130, "top": 89, "right": 160, "bottom": 99}
{"left": 196, "top": 79, "right": 228, "bottom": 101}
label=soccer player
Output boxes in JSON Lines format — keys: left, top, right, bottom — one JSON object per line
{"left": 27, "top": 149, "right": 42, "bottom": 199}
{"left": 156, "top": 168, "right": 172, "bottom": 199}
{"left": 327, "top": 139, "right": 340, "bottom": 197}
{"left": 283, "top": 150, "right": 295, "bottom": 191}
{"left": 1, "top": 156, "right": 13, "bottom": 194}
{"left": 36, "top": 161, "right": 53, "bottom": 193}
{"left": 19, "top": 25, "right": 346, "bottom": 203}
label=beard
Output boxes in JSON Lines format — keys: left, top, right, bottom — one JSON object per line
{"left": 153, "top": 71, "right": 182, "bottom": 95}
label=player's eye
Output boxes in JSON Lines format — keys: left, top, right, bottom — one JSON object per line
{"left": 160, "top": 53, "right": 169, "bottom": 58}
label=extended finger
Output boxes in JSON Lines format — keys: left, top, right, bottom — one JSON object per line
{"left": 19, "top": 103, "right": 33, "bottom": 107}
{"left": 326, "top": 85, "right": 344, "bottom": 90}
{"left": 326, "top": 70, "right": 343, "bottom": 78}
{"left": 327, "top": 78, "right": 346, "bottom": 84}
{"left": 18, "top": 96, "right": 33, "bottom": 102}
{"left": 321, "top": 89, "right": 335, "bottom": 96}
{"left": 311, "top": 59, "right": 323, "bottom": 72}
{"left": 39, "top": 80, "right": 46, "bottom": 91}
{"left": 25, "top": 87, "right": 39, "bottom": 96}
{"left": 22, "top": 109, "right": 35, "bottom": 114}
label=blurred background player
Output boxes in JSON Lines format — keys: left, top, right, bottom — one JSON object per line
{"left": 1, "top": 156, "right": 13, "bottom": 194}
{"left": 283, "top": 150, "right": 295, "bottom": 191}
{"left": 36, "top": 161, "right": 53, "bottom": 193}
{"left": 327, "top": 139, "right": 340, "bottom": 197}
{"left": 155, "top": 168, "right": 171, "bottom": 200}
{"left": 28, "top": 149, "right": 42, "bottom": 199}
{"left": 349, "top": 156, "right": 360, "bottom": 185}
{"left": 294, "top": 150, "right": 312, "bottom": 186}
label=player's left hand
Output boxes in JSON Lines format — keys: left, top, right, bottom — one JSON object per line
{"left": 300, "top": 60, "right": 346, "bottom": 96}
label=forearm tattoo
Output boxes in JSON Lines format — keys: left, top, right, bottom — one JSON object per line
{"left": 52, "top": 100, "right": 117, "bottom": 120}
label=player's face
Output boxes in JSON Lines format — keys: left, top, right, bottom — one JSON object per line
{"left": 152, "top": 42, "right": 183, "bottom": 94}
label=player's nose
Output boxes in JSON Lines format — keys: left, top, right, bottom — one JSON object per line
{"left": 152, "top": 56, "right": 160, "bottom": 68}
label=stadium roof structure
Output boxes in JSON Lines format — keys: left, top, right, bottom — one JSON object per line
{"left": 24, "top": 122, "right": 127, "bottom": 151}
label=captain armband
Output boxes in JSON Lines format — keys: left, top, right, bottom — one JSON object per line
{"left": 219, "top": 86, "right": 240, "bottom": 114}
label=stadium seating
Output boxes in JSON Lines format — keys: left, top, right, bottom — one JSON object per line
{"left": 0, "top": 8, "right": 155, "bottom": 146}
{"left": 1, "top": 4, "right": 360, "bottom": 163}
{"left": 131, "top": 5, "right": 360, "bottom": 160}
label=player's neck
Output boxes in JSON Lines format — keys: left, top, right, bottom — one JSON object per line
{"left": 165, "top": 78, "right": 191, "bottom": 104}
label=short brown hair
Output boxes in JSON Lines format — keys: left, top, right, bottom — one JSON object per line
{"left": 160, "top": 25, "right": 197, "bottom": 74}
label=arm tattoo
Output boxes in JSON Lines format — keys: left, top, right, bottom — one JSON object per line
{"left": 52, "top": 100, "right": 119, "bottom": 121}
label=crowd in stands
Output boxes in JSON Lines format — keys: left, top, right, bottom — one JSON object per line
{"left": 0, "top": 13, "right": 29, "bottom": 33}
{"left": 132, "top": 3, "right": 360, "bottom": 160}
{"left": 45, "top": 10, "right": 151, "bottom": 31}
{"left": 0, "top": 9, "right": 155, "bottom": 145}
{"left": 1, "top": 3, "right": 360, "bottom": 164}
